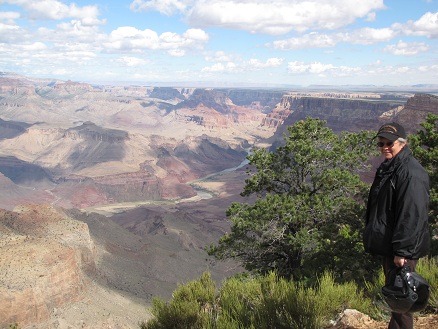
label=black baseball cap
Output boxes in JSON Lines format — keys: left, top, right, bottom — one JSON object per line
{"left": 376, "top": 122, "right": 407, "bottom": 141}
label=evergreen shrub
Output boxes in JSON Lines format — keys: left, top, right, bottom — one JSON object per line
{"left": 140, "top": 270, "right": 383, "bottom": 329}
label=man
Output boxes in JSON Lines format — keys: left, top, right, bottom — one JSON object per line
{"left": 363, "top": 122, "right": 430, "bottom": 329}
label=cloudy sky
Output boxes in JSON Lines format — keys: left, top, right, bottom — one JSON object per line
{"left": 0, "top": 0, "right": 437, "bottom": 87}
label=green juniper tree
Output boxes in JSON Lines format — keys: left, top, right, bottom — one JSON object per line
{"left": 208, "top": 118, "right": 377, "bottom": 282}
{"left": 409, "top": 113, "right": 438, "bottom": 255}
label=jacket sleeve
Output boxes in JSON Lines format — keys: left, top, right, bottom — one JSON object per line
{"left": 392, "top": 166, "right": 430, "bottom": 258}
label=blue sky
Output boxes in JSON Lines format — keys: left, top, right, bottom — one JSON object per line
{"left": 0, "top": 0, "right": 437, "bottom": 87}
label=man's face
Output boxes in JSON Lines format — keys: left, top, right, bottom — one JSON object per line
{"left": 378, "top": 137, "right": 405, "bottom": 160}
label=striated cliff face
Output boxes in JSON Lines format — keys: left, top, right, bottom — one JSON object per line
{"left": 0, "top": 205, "right": 95, "bottom": 328}
{"left": 221, "top": 88, "right": 285, "bottom": 112}
{"left": 261, "top": 96, "right": 296, "bottom": 128}
{"left": 265, "top": 93, "right": 438, "bottom": 149}
{"left": 149, "top": 87, "right": 188, "bottom": 100}
{"left": 264, "top": 95, "right": 403, "bottom": 132}
{"left": 394, "top": 94, "right": 438, "bottom": 133}
{"left": 173, "top": 89, "right": 268, "bottom": 130}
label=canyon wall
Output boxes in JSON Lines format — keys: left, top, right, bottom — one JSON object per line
{"left": 0, "top": 205, "right": 95, "bottom": 328}
{"left": 264, "top": 93, "right": 438, "bottom": 148}
{"left": 395, "top": 93, "right": 438, "bottom": 133}
{"left": 264, "top": 95, "right": 405, "bottom": 132}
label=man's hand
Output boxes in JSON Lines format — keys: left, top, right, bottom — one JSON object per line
{"left": 394, "top": 255, "right": 406, "bottom": 267}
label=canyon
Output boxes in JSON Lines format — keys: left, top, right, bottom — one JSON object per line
{"left": 0, "top": 72, "right": 437, "bottom": 328}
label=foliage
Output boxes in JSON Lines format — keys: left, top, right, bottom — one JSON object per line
{"left": 140, "top": 272, "right": 216, "bottom": 329}
{"left": 208, "top": 118, "right": 377, "bottom": 282}
{"left": 140, "top": 270, "right": 381, "bottom": 329}
{"left": 415, "top": 257, "right": 438, "bottom": 311}
{"left": 140, "top": 258, "right": 438, "bottom": 328}
{"left": 409, "top": 113, "right": 438, "bottom": 255}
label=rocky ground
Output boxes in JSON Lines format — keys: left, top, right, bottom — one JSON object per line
{"left": 27, "top": 280, "right": 152, "bottom": 329}
{"left": 327, "top": 309, "right": 438, "bottom": 329}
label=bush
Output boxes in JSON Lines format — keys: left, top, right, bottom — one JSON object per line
{"left": 140, "top": 272, "right": 217, "bottom": 329}
{"left": 317, "top": 271, "right": 381, "bottom": 321}
{"left": 416, "top": 257, "right": 438, "bottom": 311}
{"left": 140, "top": 270, "right": 382, "bottom": 329}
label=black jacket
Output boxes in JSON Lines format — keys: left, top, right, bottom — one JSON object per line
{"left": 363, "top": 146, "right": 430, "bottom": 259}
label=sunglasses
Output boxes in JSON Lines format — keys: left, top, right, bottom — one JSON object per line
{"left": 376, "top": 141, "right": 395, "bottom": 147}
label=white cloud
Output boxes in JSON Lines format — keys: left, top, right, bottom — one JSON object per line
{"left": 20, "top": 42, "right": 47, "bottom": 51}
{"left": 247, "top": 58, "right": 284, "bottom": 69}
{"left": 106, "top": 27, "right": 160, "bottom": 50}
{"left": 393, "top": 11, "right": 438, "bottom": 38}
{"left": 346, "top": 27, "right": 395, "bottom": 44}
{"left": 1, "top": 0, "right": 105, "bottom": 25}
{"left": 0, "top": 22, "right": 22, "bottom": 42}
{"left": 365, "top": 12, "right": 376, "bottom": 22}
{"left": 419, "top": 65, "right": 438, "bottom": 73}
{"left": 52, "top": 68, "right": 73, "bottom": 75}
{"left": 0, "top": 1, "right": 105, "bottom": 47}
{"left": 201, "top": 62, "right": 238, "bottom": 73}
{"left": 167, "top": 49, "right": 185, "bottom": 56}
{"left": 271, "top": 32, "right": 337, "bottom": 50}
{"left": 183, "top": 28, "right": 209, "bottom": 42}
{"left": 383, "top": 40, "right": 430, "bottom": 56}
{"left": 396, "top": 66, "right": 410, "bottom": 74}
{"left": 271, "top": 27, "right": 395, "bottom": 50}
{"left": 130, "top": 0, "right": 385, "bottom": 35}
{"left": 187, "top": 0, "right": 385, "bottom": 35}
{"left": 205, "top": 51, "right": 236, "bottom": 63}
{"left": 202, "top": 62, "right": 225, "bottom": 72}
{"left": 294, "top": 62, "right": 426, "bottom": 84}
{"left": 201, "top": 57, "right": 283, "bottom": 74}
{"left": 335, "top": 65, "right": 362, "bottom": 76}
{"left": 54, "top": 20, "right": 104, "bottom": 42}
{"left": 116, "top": 56, "right": 149, "bottom": 66}
{"left": 287, "top": 61, "right": 362, "bottom": 76}
{"left": 130, "top": 0, "right": 190, "bottom": 16}
{"left": 104, "top": 27, "right": 208, "bottom": 52}
{"left": 0, "top": 11, "right": 20, "bottom": 24}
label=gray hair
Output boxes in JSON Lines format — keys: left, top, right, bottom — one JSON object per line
{"left": 398, "top": 137, "right": 407, "bottom": 144}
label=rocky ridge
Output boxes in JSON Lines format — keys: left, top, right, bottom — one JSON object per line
{"left": 263, "top": 93, "right": 407, "bottom": 131}
{"left": 396, "top": 93, "right": 438, "bottom": 133}
{"left": 263, "top": 93, "right": 437, "bottom": 150}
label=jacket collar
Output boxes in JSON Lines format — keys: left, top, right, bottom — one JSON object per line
{"left": 379, "top": 146, "right": 412, "bottom": 176}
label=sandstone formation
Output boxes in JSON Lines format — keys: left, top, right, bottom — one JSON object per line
{"left": 0, "top": 205, "right": 95, "bottom": 328}
{"left": 264, "top": 94, "right": 406, "bottom": 132}
{"left": 264, "top": 93, "right": 438, "bottom": 149}
{"left": 395, "top": 93, "right": 438, "bottom": 133}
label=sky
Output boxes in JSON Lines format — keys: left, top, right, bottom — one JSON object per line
{"left": 0, "top": 0, "right": 437, "bottom": 87}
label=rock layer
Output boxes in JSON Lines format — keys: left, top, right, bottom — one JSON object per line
{"left": 0, "top": 205, "right": 95, "bottom": 328}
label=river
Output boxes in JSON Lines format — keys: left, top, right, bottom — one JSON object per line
{"left": 82, "top": 150, "right": 251, "bottom": 215}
